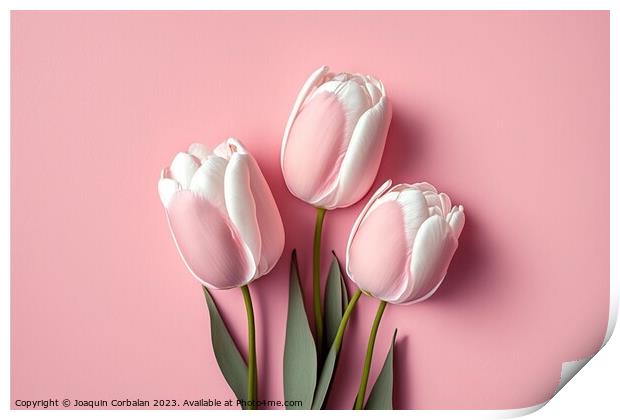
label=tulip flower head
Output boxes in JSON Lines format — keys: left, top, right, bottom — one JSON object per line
{"left": 346, "top": 181, "right": 465, "bottom": 304}
{"left": 158, "top": 138, "right": 285, "bottom": 290}
{"left": 281, "top": 66, "right": 392, "bottom": 210}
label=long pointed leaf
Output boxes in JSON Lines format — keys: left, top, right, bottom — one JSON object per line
{"left": 365, "top": 329, "right": 398, "bottom": 410}
{"left": 311, "top": 340, "right": 339, "bottom": 409}
{"left": 202, "top": 287, "right": 248, "bottom": 407}
{"left": 324, "top": 252, "right": 345, "bottom": 348}
{"left": 312, "top": 285, "right": 359, "bottom": 410}
{"left": 283, "top": 250, "right": 317, "bottom": 409}
{"left": 340, "top": 273, "right": 349, "bottom": 314}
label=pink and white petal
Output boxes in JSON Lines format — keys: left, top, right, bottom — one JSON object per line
{"left": 188, "top": 155, "right": 228, "bottom": 213}
{"left": 364, "top": 80, "right": 382, "bottom": 105}
{"left": 170, "top": 152, "right": 200, "bottom": 189}
{"left": 348, "top": 74, "right": 366, "bottom": 85}
{"left": 347, "top": 199, "right": 411, "bottom": 302}
{"left": 330, "top": 96, "right": 392, "bottom": 209}
{"left": 395, "top": 215, "right": 458, "bottom": 304}
{"left": 393, "top": 188, "right": 429, "bottom": 244}
{"left": 166, "top": 191, "right": 253, "bottom": 289}
{"left": 345, "top": 180, "right": 392, "bottom": 276}
{"left": 245, "top": 153, "right": 285, "bottom": 276}
{"left": 365, "top": 75, "right": 384, "bottom": 95}
{"left": 311, "top": 80, "right": 343, "bottom": 97}
{"left": 428, "top": 206, "right": 443, "bottom": 218}
{"left": 281, "top": 65, "right": 330, "bottom": 168}
{"left": 448, "top": 205, "right": 465, "bottom": 239}
{"left": 158, "top": 177, "right": 180, "bottom": 208}
{"left": 422, "top": 191, "right": 442, "bottom": 213}
{"left": 224, "top": 153, "right": 261, "bottom": 274}
{"left": 282, "top": 90, "right": 348, "bottom": 206}
{"left": 310, "top": 80, "right": 373, "bottom": 132}
{"left": 188, "top": 143, "right": 211, "bottom": 162}
{"left": 213, "top": 141, "right": 231, "bottom": 160}
{"left": 411, "top": 182, "right": 437, "bottom": 194}
{"left": 226, "top": 137, "right": 248, "bottom": 154}
{"left": 439, "top": 193, "right": 452, "bottom": 217}
{"left": 369, "top": 190, "right": 400, "bottom": 215}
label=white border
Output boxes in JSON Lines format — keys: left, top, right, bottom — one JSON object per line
{"left": 3, "top": 1, "right": 617, "bottom": 418}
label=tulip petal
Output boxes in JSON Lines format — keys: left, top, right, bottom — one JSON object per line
{"left": 213, "top": 142, "right": 230, "bottom": 160}
{"left": 423, "top": 191, "right": 442, "bottom": 211}
{"left": 347, "top": 185, "right": 429, "bottom": 302}
{"left": 158, "top": 177, "right": 180, "bottom": 208}
{"left": 170, "top": 152, "right": 200, "bottom": 189}
{"left": 366, "top": 75, "right": 384, "bottom": 94}
{"left": 448, "top": 205, "right": 465, "bottom": 239}
{"left": 245, "top": 153, "right": 285, "bottom": 276}
{"left": 313, "top": 79, "right": 372, "bottom": 130}
{"left": 330, "top": 96, "right": 392, "bottom": 208}
{"left": 282, "top": 90, "right": 348, "bottom": 205}
{"left": 348, "top": 199, "right": 411, "bottom": 301}
{"left": 345, "top": 180, "right": 392, "bottom": 279}
{"left": 224, "top": 153, "right": 261, "bottom": 277}
{"left": 397, "top": 215, "right": 458, "bottom": 304}
{"left": 226, "top": 137, "right": 248, "bottom": 154}
{"left": 281, "top": 65, "right": 329, "bottom": 168}
{"left": 439, "top": 193, "right": 452, "bottom": 217}
{"left": 364, "top": 80, "right": 382, "bottom": 105}
{"left": 393, "top": 188, "right": 430, "bottom": 244}
{"left": 411, "top": 182, "right": 437, "bottom": 194}
{"left": 212, "top": 138, "right": 242, "bottom": 160}
{"left": 166, "top": 191, "right": 253, "bottom": 289}
{"left": 188, "top": 143, "right": 211, "bottom": 162}
{"left": 189, "top": 155, "right": 228, "bottom": 213}
{"left": 429, "top": 206, "right": 443, "bottom": 218}
{"left": 371, "top": 186, "right": 428, "bottom": 243}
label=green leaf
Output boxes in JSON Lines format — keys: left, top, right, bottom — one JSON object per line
{"left": 340, "top": 271, "right": 349, "bottom": 314}
{"left": 311, "top": 340, "right": 338, "bottom": 409}
{"left": 202, "top": 287, "right": 248, "bottom": 407}
{"left": 365, "top": 329, "right": 398, "bottom": 410}
{"left": 315, "top": 251, "right": 354, "bottom": 410}
{"left": 283, "top": 250, "right": 317, "bottom": 410}
{"left": 324, "top": 252, "right": 345, "bottom": 348}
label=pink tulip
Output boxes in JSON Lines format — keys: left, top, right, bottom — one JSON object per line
{"left": 346, "top": 181, "right": 465, "bottom": 304}
{"left": 158, "top": 138, "right": 285, "bottom": 289}
{"left": 281, "top": 66, "right": 392, "bottom": 210}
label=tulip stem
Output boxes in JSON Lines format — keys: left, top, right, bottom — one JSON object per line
{"left": 332, "top": 289, "right": 362, "bottom": 351}
{"left": 318, "top": 289, "right": 363, "bottom": 408}
{"left": 354, "top": 299, "right": 388, "bottom": 410}
{"left": 240, "top": 285, "right": 257, "bottom": 409}
{"left": 313, "top": 207, "right": 327, "bottom": 356}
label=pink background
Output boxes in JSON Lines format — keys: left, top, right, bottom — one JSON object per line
{"left": 11, "top": 11, "right": 609, "bottom": 409}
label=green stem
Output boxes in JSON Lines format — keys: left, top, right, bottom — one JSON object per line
{"left": 354, "top": 300, "right": 388, "bottom": 410}
{"left": 312, "top": 207, "right": 327, "bottom": 355}
{"left": 332, "top": 289, "right": 362, "bottom": 353}
{"left": 241, "top": 285, "right": 257, "bottom": 409}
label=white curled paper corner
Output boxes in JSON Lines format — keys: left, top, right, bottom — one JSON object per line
{"left": 553, "top": 292, "right": 618, "bottom": 395}
{"left": 380, "top": 292, "right": 615, "bottom": 420}
{"left": 495, "top": 271, "right": 618, "bottom": 419}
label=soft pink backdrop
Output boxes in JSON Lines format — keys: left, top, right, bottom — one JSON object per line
{"left": 11, "top": 11, "right": 609, "bottom": 409}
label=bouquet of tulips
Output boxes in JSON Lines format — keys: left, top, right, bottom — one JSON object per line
{"left": 157, "top": 66, "right": 465, "bottom": 410}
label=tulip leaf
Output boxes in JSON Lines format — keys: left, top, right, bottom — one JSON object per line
{"left": 324, "top": 252, "right": 346, "bottom": 348}
{"left": 283, "top": 250, "right": 317, "bottom": 410}
{"left": 311, "top": 339, "right": 339, "bottom": 409}
{"left": 365, "top": 329, "right": 398, "bottom": 410}
{"left": 202, "top": 287, "right": 248, "bottom": 408}
{"left": 315, "top": 251, "right": 353, "bottom": 409}
{"left": 341, "top": 272, "right": 349, "bottom": 314}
